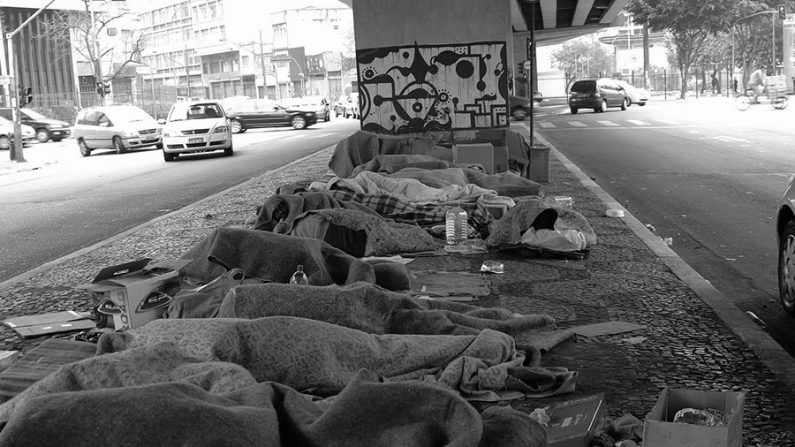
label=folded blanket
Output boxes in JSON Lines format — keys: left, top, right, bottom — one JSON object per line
{"left": 178, "top": 227, "right": 413, "bottom": 290}
{"left": 0, "top": 368, "right": 546, "bottom": 447}
{"left": 93, "top": 317, "right": 575, "bottom": 401}
{"left": 352, "top": 154, "right": 460, "bottom": 177}
{"left": 486, "top": 198, "right": 597, "bottom": 249}
{"left": 291, "top": 208, "right": 441, "bottom": 256}
{"left": 253, "top": 191, "right": 379, "bottom": 233}
{"left": 325, "top": 171, "right": 497, "bottom": 204}
{"left": 217, "top": 282, "right": 554, "bottom": 336}
{"left": 386, "top": 166, "right": 540, "bottom": 197}
{"left": 328, "top": 130, "right": 447, "bottom": 178}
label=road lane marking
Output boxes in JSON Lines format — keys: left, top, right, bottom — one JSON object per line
{"left": 704, "top": 135, "right": 752, "bottom": 143}
{"left": 654, "top": 119, "right": 681, "bottom": 125}
{"left": 282, "top": 134, "right": 303, "bottom": 141}
{"left": 568, "top": 121, "right": 587, "bottom": 127}
{"left": 626, "top": 120, "right": 649, "bottom": 126}
{"left": 597, "top": 120, "right": 619, "bottom": 126}
{"left": 539, "top": 122, "right": 556, "bottom": 128}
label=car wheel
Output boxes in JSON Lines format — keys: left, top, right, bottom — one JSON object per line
{"left": 113, "top": 136, "right": 125, "bottom": 154}
{"left": 78, "top": 139, "right": 90, "bottom": 156}
{"left": 620, "top": 98, "right": 628, "bottom": 111}
{"left": 779, "top": 220, "right": 795, "bottom": 315}
{"left": 291, "top": 116, "right": 306, "bottom": 129}
{"left": 598, "top": 99, "right": 608, "bottom": 113}
{"left": 155, "top": 142, "right": 163, "bottom": 149}
{"left": 52, "top": 137, "right": 63, "bottom": 142}
{"left": 511, "top": 107, "right": 528, "bottom": 121}
{"left": 570, "top": 107, "right": 578, "bottom": 114}
{"left": 35, "top": 128, "right": 51, "bottom": 143}
{"left": 163, "top": 150, "right": 175, "bottom": 162}
{"left": 639, "top": 101, "right": 646, "bottom": 106}
{"left": 224, "top": 145, "right": 234, "bottom": 157}
{"left": 230, "top": 120, "right": 243, "bottom": 134}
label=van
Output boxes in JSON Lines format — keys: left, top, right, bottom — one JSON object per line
{"left": 568, "top": 78, "right": 629, "bottom": 114}
{"left": 72, "top": 105, "right": 162, "bottom": 156}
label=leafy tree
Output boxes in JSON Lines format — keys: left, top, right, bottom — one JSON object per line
{"left": 37, "top": 0, "right": 146, "bottom": 98}
{"left": 628, "top": 0, "right": 734, "bottom": 98}
{"left": 550, "top": 35, "right": 613, "bottom": 88}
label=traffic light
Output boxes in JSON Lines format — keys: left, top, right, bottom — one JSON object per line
{"left": 18, "top": 87, "right": 32, "bottom": 106}
{"left": 103, "top": 81, "right": 111, "bottom": 95}
{"left": 779, "top": 4, "right": 786, "bottom": 20}
{"left": 96, "top": 81, "right": 104, "bottom": 96}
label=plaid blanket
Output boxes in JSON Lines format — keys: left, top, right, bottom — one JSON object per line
{"left": 326, "top": 190, "right": 490, "bottom": 231}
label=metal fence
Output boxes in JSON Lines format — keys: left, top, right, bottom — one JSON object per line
{"left": 17, "top": 85, "right": 180, "bottom": 124}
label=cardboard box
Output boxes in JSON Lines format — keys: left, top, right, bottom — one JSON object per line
{"left": 453, "top": 143, "right": 495, "bottom": 174}
{"left": 79, "top": 258, "right": 187, "bottom": 330}
{"left": 644, "top": 388, "right": 744, "bottom": 447}
{"left": 544, "top": 393, "right": 605, "bottom": 447}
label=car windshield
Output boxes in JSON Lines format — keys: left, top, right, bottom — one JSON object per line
{"left": 109, "top": 107, "right": 153, "bottom": 123}
{"left": 571, "top": 81, "right": 596, "bottom": 93}
{"left": 169, "top": 103, "right": 224, "bottom": 121}
{"left": 21, "top": 108, "right": 47, "bottom": 120}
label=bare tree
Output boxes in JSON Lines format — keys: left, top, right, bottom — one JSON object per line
{"left": 36, "top": 0, "right": 146, "bottom": 96}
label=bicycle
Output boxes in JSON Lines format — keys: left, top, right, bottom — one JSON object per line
{"left": 734, "top": 85, "right": 788, "bottom": 111}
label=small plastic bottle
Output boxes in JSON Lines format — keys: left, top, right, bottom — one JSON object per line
{"left": 289, "top": 264, "right": 309, "bottom": 285}
{"left": 445, "top": 207, "right": 468, "bottom": 245}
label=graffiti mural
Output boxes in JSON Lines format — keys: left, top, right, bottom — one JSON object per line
{"left": 356, "top": 41, "right": 509, "bottom": 134}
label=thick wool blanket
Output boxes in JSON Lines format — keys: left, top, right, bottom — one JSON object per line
{"left": 0, "top": 359, "right": 548, "bottom": 446}
{"left": 178, "top": 227, "right": 410, "bottom": 290}
{"left": 486, "top": 198, "right": 597, "bottom": 250}
{"left": 323, "top": 171, "right": 497, "bottom": 204}
{"left": 253, "top": 191, "right": 379, "bottom": 233}
{"left": 386, "top": 165, "right": 540, "bottom": 197}
{"left": 217, "top": 281, "right": 554, "bottom": 337}
{"left": 291, "top": 208, "right": 442, "bottom": 256}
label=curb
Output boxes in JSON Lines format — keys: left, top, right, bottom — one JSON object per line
{"left": 0, "top": 145, "right": 335, "bottom": 290}
{"left": 529, "top": 127, "right": 795, "bottom": 391}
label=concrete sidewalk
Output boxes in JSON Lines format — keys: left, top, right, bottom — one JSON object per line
{"left": 0, "top": 123, "right": 794, "bottom": 444}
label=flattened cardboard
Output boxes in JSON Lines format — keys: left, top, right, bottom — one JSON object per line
{"left": 570, "top": 321, "right": 646, "bottom": 338}
{"left": 453, "top": 143, "right": 495, "bottom": 174}
{"left": 3, "top": 310, "right": 91, "bottom": 328}
{"left": 410, "top": 271, "right": 491, "bottom": 299}
{"left": 644, "top": 388, "right": 744, "bottom": 447}
{"left": 13, "top": 320, "right": 96, "bottom": 338}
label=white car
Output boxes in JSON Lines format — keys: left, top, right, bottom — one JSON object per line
{"left": 616, "top": 80, "right": 651, "bottom": 106}
{"left": 0, "top": 116, "right": 35, "bottom": 150}
{"left": 777, "top": 175, "right": 795, "bottom": 315}
{"left": 159, "top": 101, "right": 232, "bottom": 162}
{"left": 72, "top": 105, "right": 162, "bottom": 156}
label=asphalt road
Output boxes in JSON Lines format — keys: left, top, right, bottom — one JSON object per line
{"left": 535, "top": 96, "right": 795, "bottom": 356}
{"left": 0, "top": 118, "right": 360, "bottom": 283}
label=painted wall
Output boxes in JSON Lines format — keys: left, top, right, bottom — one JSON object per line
{"left": 351, "top": 0, "right": 512, "bottom": 134}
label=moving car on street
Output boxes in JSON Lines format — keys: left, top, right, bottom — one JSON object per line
{"left": 159, "top": 101, "right": 233, "bottom": 162}
{"left": 281, "top": 96, "right": 331, "bottom": 122}
{"left": 508, "top": 91, "right": 543, "bottom": 120}
{"left": 777, "top": 175, "right": 795, "bottom": 316}
{"left": 72, "top": 105, "right": 162, "bottom": 156}
{"left": 568, "top": 78, "right": 629, "bottom": 114}
{"left": 0, "top": 107, "right": 71, "bottom": 143}
{"left": 227, "top": 98, "right": 317, "bottom": 132}
{"left": 615, "top": 80, "right": 650, "bottom": 106}
{"left": 0, "top": 116, "right": 35, "bottom": 150}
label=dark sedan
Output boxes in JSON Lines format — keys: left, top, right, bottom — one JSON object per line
{"left": 227, "top": 98, "right": 317, "bottom": 132}
{"left": 0, "top": 107, "right": 71, "bottom": 143}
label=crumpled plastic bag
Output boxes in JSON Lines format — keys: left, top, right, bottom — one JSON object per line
{"left": 520, "top": 228, "right": 588, "bottom": 252}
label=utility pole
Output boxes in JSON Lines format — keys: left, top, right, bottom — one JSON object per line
{"left": 5, "top": 0, "right": 57, "bottom": 162}
{"left": 184, "top": 45, "right": 192, "bottom": 99}
{"left": 259, "top": 30, "right": 267, "bottom": 99}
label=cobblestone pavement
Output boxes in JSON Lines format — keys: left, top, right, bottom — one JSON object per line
{"left": 1, "top": 127, "right": 794, "bottom": 445}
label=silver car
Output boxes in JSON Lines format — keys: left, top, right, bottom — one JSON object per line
{"left": 778, "top": 175, "right": 795, "bottom": 315}
{"left": 159, "top": 101, "right": 232, "bottom": 162}
{"left": 72, "top": 105, "right": 162, "bottom": 156}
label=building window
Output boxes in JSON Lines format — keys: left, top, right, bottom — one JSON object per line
{"left": 202, "top": 63, "right": 208, "bottom": 74}
{"left": 231, "top": 58, "right": 239, "bottom": 72}
{"left": 220, "top": 60, "right": 228, "bottom": 72}
{"left": 242, "top": 55, "right": 249, "bottom": 68}
{"left": 210, "top": 62, "right": 220, "bottom": 73}
{"left": 209, "top": 2, "right": 217, "bottom": 19}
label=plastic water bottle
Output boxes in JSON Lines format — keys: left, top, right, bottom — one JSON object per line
{"left": 289, "top": 264, "right": 309, "bottom": 285}
{"left": 445, "top": 207, "right": 468, "bottom": 245}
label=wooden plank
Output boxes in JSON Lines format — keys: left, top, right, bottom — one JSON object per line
{"left": 0, "top": 339, "right": 96, "bottom": 402}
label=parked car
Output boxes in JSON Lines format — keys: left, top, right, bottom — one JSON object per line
{"left": 615, "top": 80, "right": 650, "bottom": 106}
{"left": 281, "top": 96, "right": 331, "bottom": 122}
{"left": 0, "top": 116, "right": 36, "bottom": 150}
{"left": 158, "top": 101, "right": 232, "bottom": 162}
{"left": 0, "top": 107, "right": 71, "bottom": 143}
{"left": 508, "top": 91, "right": 543, "bottom": 120}
{"left": 777, "top": 175, "right": 795, "bottom": 315}
{"left": 72, "top": 105, "right": 162, "bottom": 156}
{"left": 334, "top": 93, "right": 359, "bottom": 119}
{"left": 568, "top": 78, "right": 629, "bottom": 114}
{"left": 227, "top": 98, "right": 317, "bottom": 132}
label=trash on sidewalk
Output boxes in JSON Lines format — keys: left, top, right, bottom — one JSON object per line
{"left": 744, "top": 310, "right": 767, "bottom": 329}
{"left": 644, "top": 387, "right": 744, "bottom": 447}
{"left": 480, "top": 260, "right": 504, "bottom": 274}
{"left": 569, "top": 321, "right": 646, "bottom": 338}
{"left": 2, "top": 310, "right": 95, "bottom": 338}
{"left": 605, "top": 208, "right": 624, "bottom": 218}
{"left": 77, "top": 258, "right": 188, "bottom": 331}
{"left": 542, "top": 393, "right": 605, "bottom": 447}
